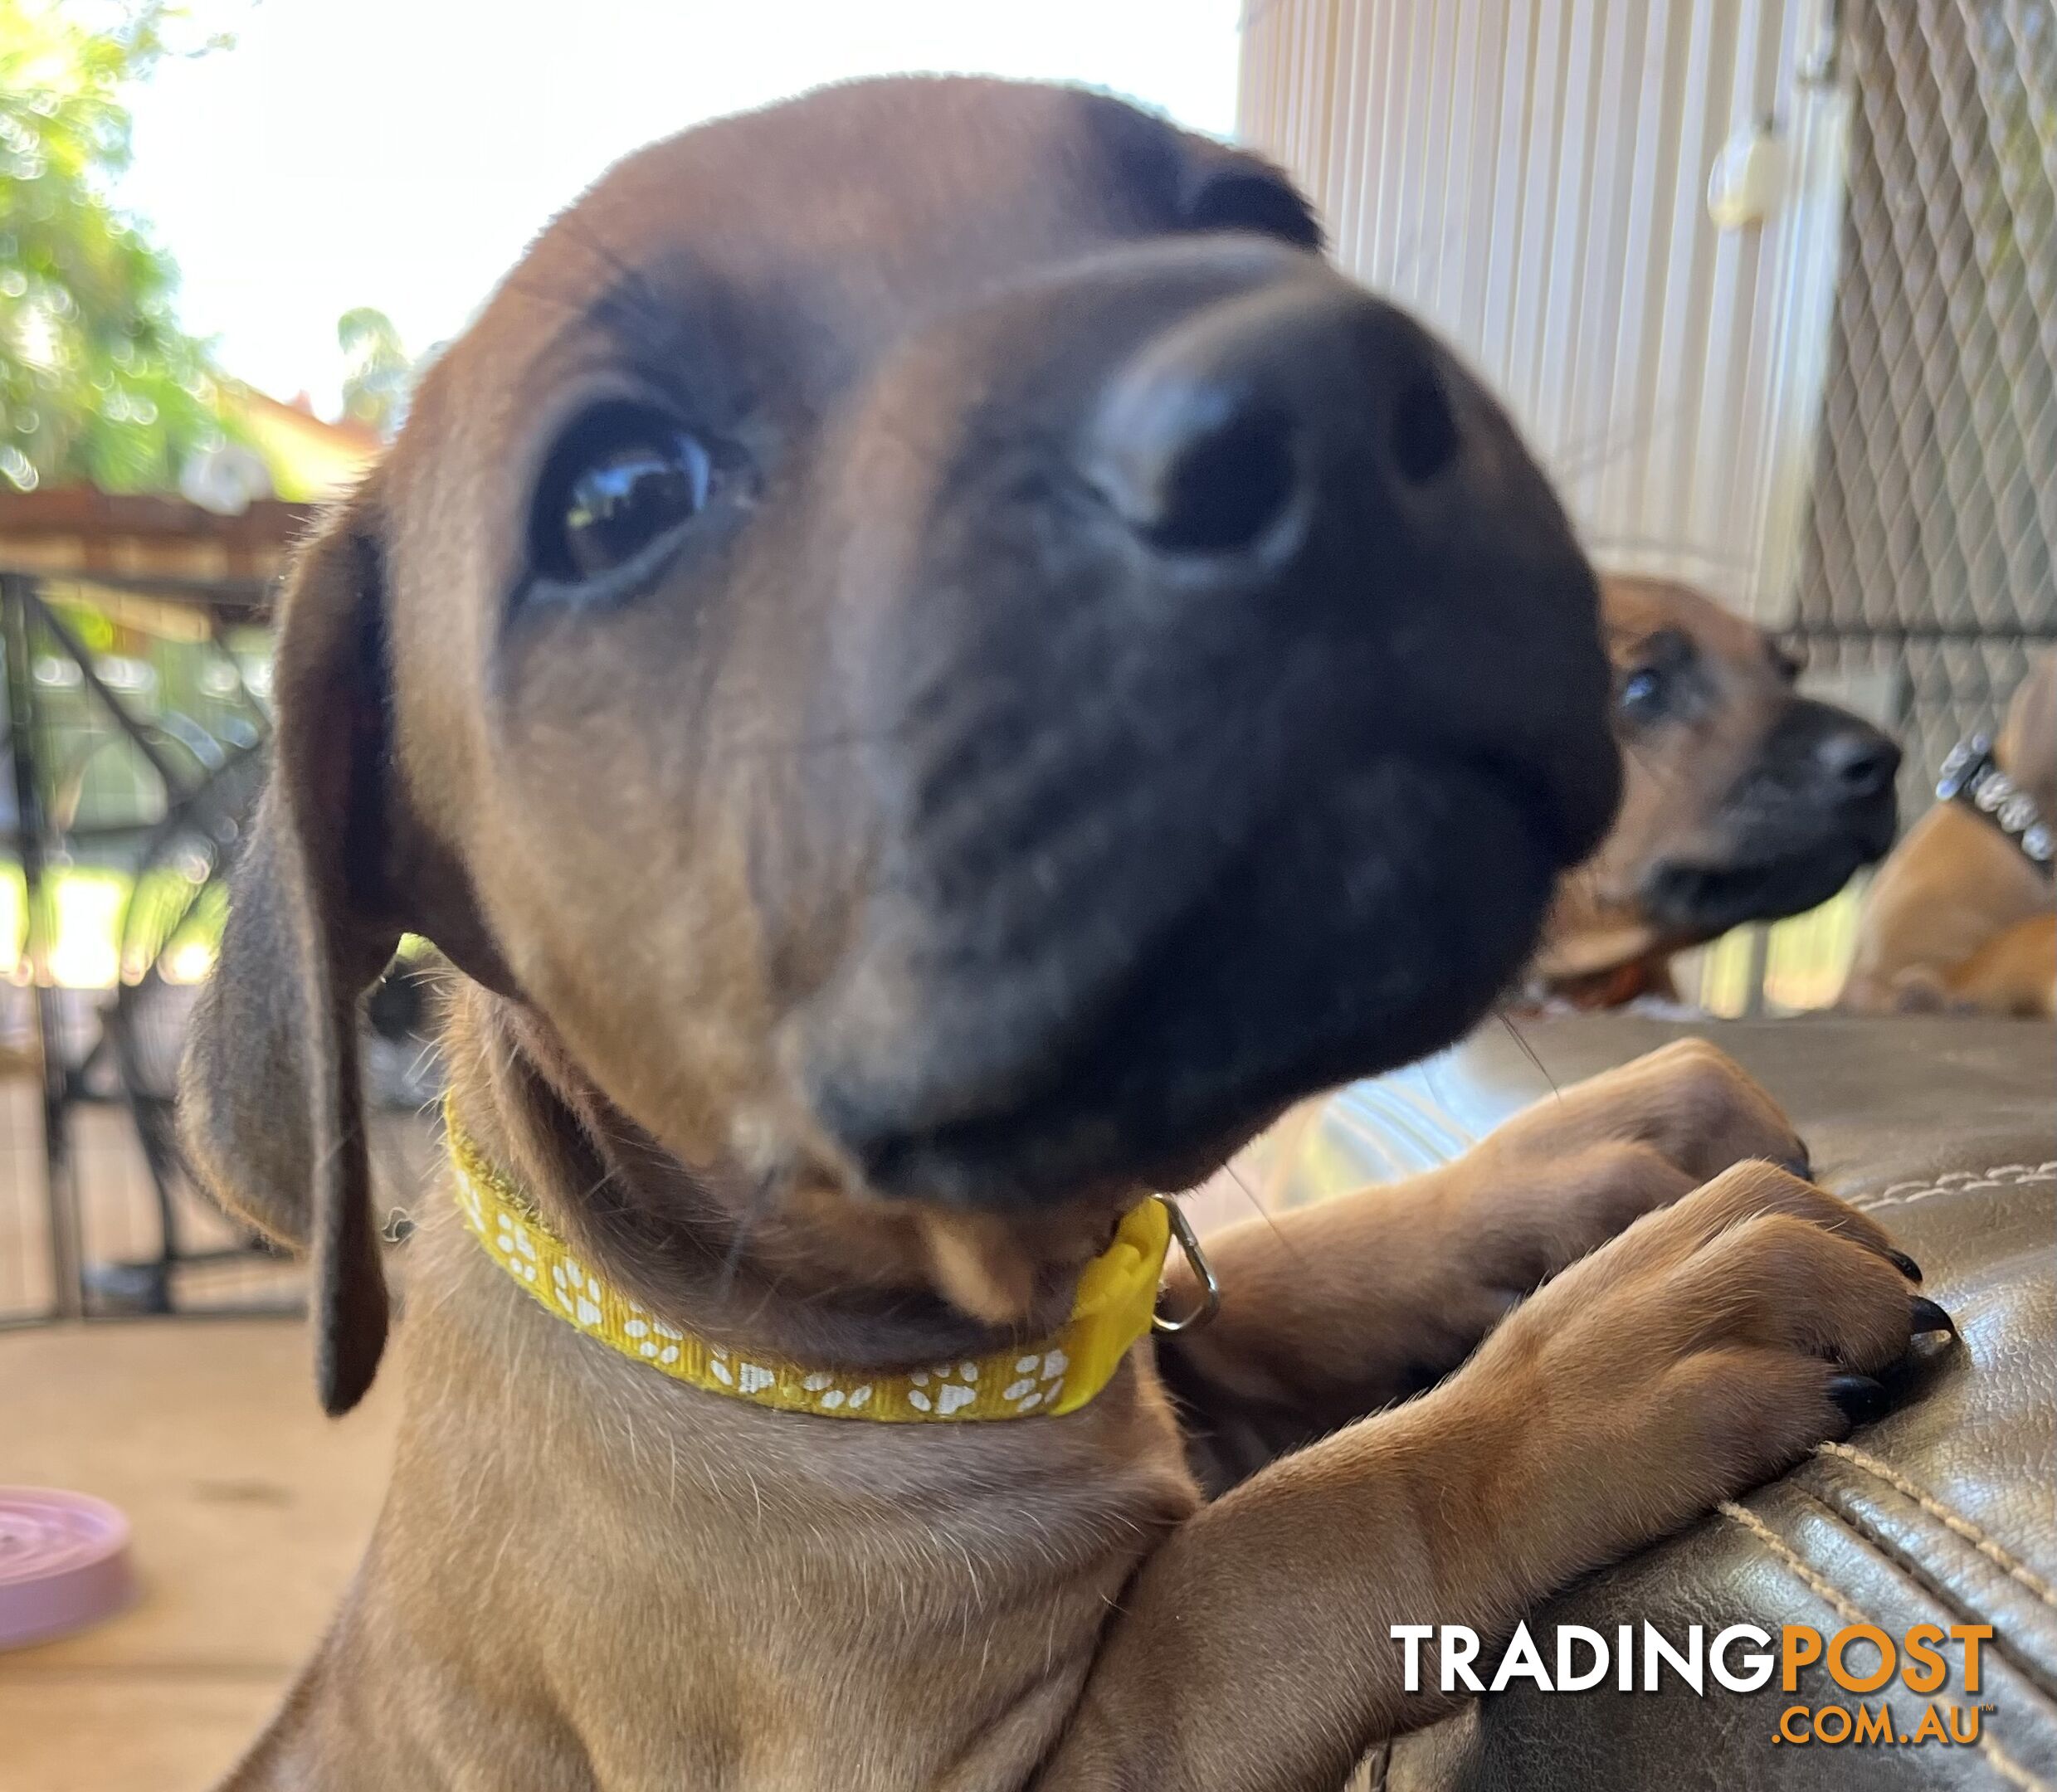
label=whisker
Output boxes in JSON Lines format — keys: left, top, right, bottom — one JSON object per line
{"left": 552, "top": 210, "right": 674, "bottom": 335}
{"left": 1214, "top": 1157, "right": 1307, "bottom": 1265}
{"left": 1495, "top": 1006, "right": 1562, "bottom": 1102}
{"left": 715, "top": 1174, "right": 778, "bottom": 1303}
{"left": 493, "top": 275, "right": 603, "bottom": 320}
{"left": 1547, "top": 395, "right": 1690, "bottom": 490}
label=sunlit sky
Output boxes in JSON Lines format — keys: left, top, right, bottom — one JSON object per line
{"left": 115, "top": 2, "right": 1246, "bottom": 413}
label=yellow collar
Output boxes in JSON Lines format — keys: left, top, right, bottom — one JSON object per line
{"left": 447, "top": 1115, "right": 1175, "bottom": 1422}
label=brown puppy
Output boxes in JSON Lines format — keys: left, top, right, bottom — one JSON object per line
{"left": 181, "top": 81, "right": 1931, "bottom": 1791}
{"left": 1842, "top": 651, "right": 2056, "bottom": 1017}
{"left": 1536, "top": 575, "right": 1899, "bottom": 1006}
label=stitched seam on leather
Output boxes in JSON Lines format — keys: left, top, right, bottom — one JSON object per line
{"left": 1820, "top": 1442, "right": 2057, "bottom": 1610}
{"left": 1851, "top": 1161, "right": 2057, "bottom": 1210}
{"left": 1718, "top": 1501, "right": 2054, "bottom": 1791}
{"left": 1787, "top": 1486, "right": 2057, "bottom": 1709}
{"left": 1985, "top": 1736, "right": 2057, "bottom": 1792}
{"left": 1720, "top": 1499, "right": 1873, "bottom": 1623}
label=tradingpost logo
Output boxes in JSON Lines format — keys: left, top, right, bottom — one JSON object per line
{"left": 1393, "top": 1620, "right": 1997, "bottom": 1747}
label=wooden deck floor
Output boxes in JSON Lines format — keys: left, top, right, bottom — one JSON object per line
{"left": 0, "top": 1319, "right": 400, "bottom": 1792}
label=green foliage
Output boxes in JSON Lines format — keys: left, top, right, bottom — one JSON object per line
{"left": 337, "top": 304, "right": 413, "bottom": 437}
{"left": 0, "top": 0, "right": 231, "bottom": 493}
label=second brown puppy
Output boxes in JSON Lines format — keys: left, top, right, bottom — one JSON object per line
{"left": 1842, "top": 650, "right": 2056, "bottom": 1017}
{"left": 1538, "top": 575, "right": 1899, "bottom": 1006}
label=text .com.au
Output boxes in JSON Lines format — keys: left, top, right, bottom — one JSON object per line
{"left": 1393, "top": 1621, "right": 1997, "bottom": 1747}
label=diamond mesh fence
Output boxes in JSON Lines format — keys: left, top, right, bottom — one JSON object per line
{"left": 1795, "top": 0, "right": 2056, "bottom": 815}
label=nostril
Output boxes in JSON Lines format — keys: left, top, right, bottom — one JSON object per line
{"left": 1143, "top": 405, "right": 1298, "bottom": 554}
{"left": 1092, "top": 371, "right": 1301, "bottom": 558}
{"left": 1822, "top": 729, "right": 1900, "bottom": 797}
{"left": 1391, "top": 373, "right": 1460, "bottom": 485}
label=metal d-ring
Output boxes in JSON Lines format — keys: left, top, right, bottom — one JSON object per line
{"left": 1151, "top": 1195, "right": 1221, "bottom": 1334}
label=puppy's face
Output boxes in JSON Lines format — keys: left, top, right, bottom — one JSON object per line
{"left": 199, "top": 80, "right": 1620, "bottom": 1368}
{"left": 1547, "top": 577, "right": 1898, "bottom": 973}
{"left": 388, "top": 80, "right": 1621, "bottom": 1209}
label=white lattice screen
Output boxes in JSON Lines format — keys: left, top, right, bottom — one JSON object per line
{"left": 1792, "top": 0, "right": 2056, "bottom": 821}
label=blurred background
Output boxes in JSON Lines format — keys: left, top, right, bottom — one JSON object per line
{"left": 0, "top": 0, "right": 2050, "bottom": 1315}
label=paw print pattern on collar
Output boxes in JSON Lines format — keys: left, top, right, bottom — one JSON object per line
{"left": 443, "top": 1102, "right": 1174, "bottom": 1424}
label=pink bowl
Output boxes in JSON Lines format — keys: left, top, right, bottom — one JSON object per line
{"left": 0, "top": 1487, "right": 135, "bottom": 1649}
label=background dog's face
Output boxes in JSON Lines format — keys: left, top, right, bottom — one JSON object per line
{"left": 1540, "top": 577, "right": 1899, "bottom": 980}
{"left": 187, "top": 79, "right": 1623, "bottom": 1396}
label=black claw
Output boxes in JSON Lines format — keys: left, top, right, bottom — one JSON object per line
{"left": 1827, "top": 1374, "right": 1891, "bottom": 1428}
{"left": 1886, "top": 1249, "right": 1924, "bottom": 1283}
{"left": 1909, "top": 1296, "right": 1957, "bottom": 1338}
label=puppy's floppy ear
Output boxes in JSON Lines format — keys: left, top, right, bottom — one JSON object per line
{"left": 179, "top": 480, "right": 412, "bottom": 1415}
{"left": 1181, "top": 148, "right": 1324, "bottom": 252}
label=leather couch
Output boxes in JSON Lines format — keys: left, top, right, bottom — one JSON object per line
{"left": 1248, "top": 1015, "right": 2054, "bottom": 1792}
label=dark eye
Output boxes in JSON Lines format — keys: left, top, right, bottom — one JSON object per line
{"left": 531, "top": 402, "right": 712, "bottom": 582}
{"left": 1620, "top": 665, "right": 1665, "bottom": 717}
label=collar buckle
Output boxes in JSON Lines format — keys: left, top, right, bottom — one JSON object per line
{"left": 1151, "top": 1195, "right": 1221, "bottom": 1334}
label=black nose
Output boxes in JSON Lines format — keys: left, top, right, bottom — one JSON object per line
{"left": 1099, "top": 387, "right": 1299, "bottom": 553}
{"left": 1086, "top": 281, "right": 1463, "bottom": 558}
{"left": 1816, "top": 718, "right": 1900, "bottom": 800}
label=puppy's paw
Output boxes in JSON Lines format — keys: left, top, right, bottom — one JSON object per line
{"left": 1442, "top": 1041, "right": 1813, "bottom": 1298}
{"left": 1494, "top": 1037, "right": 1809, "bottom": 1181}
{"left": 1455, "top": 1161, "right": 1942, "bottom": 1561}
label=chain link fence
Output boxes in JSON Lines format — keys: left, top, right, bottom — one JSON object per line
{"left": 1793, "top": 0, "right": 2055, "bottom": 816}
